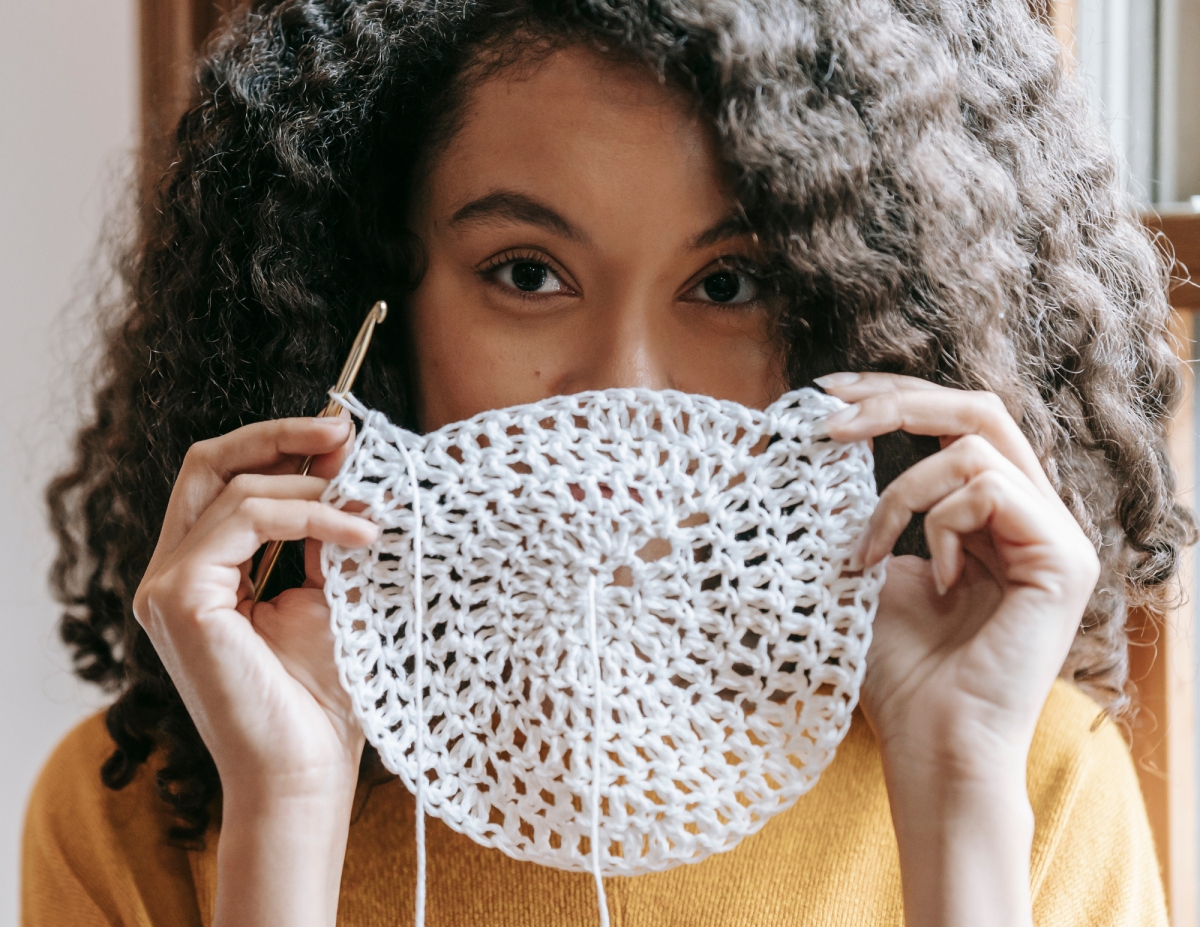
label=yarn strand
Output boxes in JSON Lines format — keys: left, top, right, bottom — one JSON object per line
{"left": 396, "top": 439, "right": 427, "bottom": 927}
{"left": 587, "top": 574, "right": 611, "bottom": 927}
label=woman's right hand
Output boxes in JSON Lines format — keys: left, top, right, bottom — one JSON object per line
{"left": 131, "top": 415, "right": 379, "bottom": 927}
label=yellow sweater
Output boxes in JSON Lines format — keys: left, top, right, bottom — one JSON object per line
{"left": 22, "top": 679, "right": 1166, "bottom": 926}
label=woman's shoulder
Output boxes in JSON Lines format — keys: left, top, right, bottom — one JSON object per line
{"left": 1031, "top": 677, "right": 1129, "bottom": 772}
{"left": 23, "top": 711, "right": 204, "bottom": 927}
{"left": 1029, "top": 677, "right": 1143, "bottom": 805}
{"left": 1026, "top": 679, "right": 1167, "bottom": 924}
{"left": 28, "top": 710, "right": 120, "bottom": 810}
{"left": 25, "top": 711, "right": 156, "bottom": 847}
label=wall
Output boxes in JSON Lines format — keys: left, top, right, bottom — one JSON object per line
{"left": 0, "top": 1, "right": 137, "bottom": 923}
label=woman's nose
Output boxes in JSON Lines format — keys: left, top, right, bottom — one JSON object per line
{"left": 571, "top": 304, "right": 674, "bottom": 393}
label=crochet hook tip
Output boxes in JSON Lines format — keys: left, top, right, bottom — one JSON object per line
{"left": 372, "top": 299, "right": 388, "bottom": 324}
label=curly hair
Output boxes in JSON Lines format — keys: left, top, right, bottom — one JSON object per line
{"left": 47, "top": 0, "right": 1193, "bottom": 843}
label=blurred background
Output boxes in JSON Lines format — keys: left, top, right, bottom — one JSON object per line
{"left": 3, "top": 0, "right": 1200, "bottom": 924}
{"left": 0, "top": 0, "right": 135, "bottom": 923}
{"left": 1069, "top": 0, "right": 1200, "bottom": 205}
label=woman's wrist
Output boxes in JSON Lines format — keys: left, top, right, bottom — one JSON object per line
{"left": 210, "top": 716, "right": 365, "bottom": 801}
{"left": 214, "top": 781, "right": 359, "bottom": 927}
{"left": 884, "top": 756, "right": 1034, "bottom": 927}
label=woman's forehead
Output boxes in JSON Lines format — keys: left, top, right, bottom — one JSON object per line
{"left": 418, "top": 44, "right": 736, "bottom": 247}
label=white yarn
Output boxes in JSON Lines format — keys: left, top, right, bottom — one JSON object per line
{"left": 393, "top": 436, "right": 427, "bottom": 925}
{"left": 322, "top": 387, "right": 884, "bottom": 913}
{"left": 585, "top": 574, "right": 610, "bottom": 927}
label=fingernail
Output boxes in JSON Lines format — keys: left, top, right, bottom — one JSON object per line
{"left": 812, "top": 403, "right": 861, "bottom": 436}
{"left": 314, "top": 417, "right": 350, "bottom": 430}
{"left": 814, "top": 372, "right": 861, "bottom": 389}
{"left": 931, "top": 559, "right": 947, "bottom": 596}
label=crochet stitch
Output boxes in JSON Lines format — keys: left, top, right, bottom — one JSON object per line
{"left": 323, "top": 386, "right": 884, "bottom": 888}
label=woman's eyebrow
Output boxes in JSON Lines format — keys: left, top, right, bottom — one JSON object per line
{"left": 691, "top": 215, "right": 753, "bottom": 250}
{"left": 450, "top": 191, "right": 590, "bottom": 243}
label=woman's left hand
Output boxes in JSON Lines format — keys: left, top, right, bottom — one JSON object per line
{"left": 815, "top": 371, "right": 1100, "bottom": 927}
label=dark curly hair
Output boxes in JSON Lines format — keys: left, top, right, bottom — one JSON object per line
{"left": 48, "top": 0, "right": 1193, "bottom": 843}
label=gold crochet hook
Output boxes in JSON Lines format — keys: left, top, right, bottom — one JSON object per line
{"left": 251, "top": 300, "right": 388, "bottom": 604}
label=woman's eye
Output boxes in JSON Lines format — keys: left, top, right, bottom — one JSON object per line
{"left": 493, "top": 260, "right": 569, "bottom": 295}
{"left": 688, "top": 270, "right": 760, "bottom": 305}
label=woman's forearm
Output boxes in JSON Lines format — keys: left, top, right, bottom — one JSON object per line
{"left": 214, "top": 778, "right": 357, "bottom": 927}
{"left": 885, "top": 758, "right": 1034, "bottom": 927}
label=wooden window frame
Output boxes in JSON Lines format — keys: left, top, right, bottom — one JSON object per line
{"left": 1136, "top": 211, "right": 1200, "bottom": 927}
{"left": 139, "top": 0, "right": 230, "bottom": 192}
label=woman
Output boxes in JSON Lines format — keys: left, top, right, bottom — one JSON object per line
{"left": 24, "top": 0, "right": 1190, "bottom": 924}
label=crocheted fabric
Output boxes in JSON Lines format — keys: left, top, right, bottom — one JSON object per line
{"left": 322, "top": 388, "right": 884, "bottom": 877}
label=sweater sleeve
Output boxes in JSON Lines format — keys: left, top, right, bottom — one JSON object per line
{"left": 1027, "top": 680, "right": 1168, "bottom": 927}
{"left": 21, "top": 713, "right": 204, "bottom": 927}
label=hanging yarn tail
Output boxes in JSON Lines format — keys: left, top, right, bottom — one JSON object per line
{"left": 396, "top": 439, "right": 427, "bottom": 927}
{"left": 586, "top": 575, "right": 611, "bottom": 927}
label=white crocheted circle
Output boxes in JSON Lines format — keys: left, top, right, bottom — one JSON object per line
{"left": 322, "top": 388, "right": 884, "bottom": 876}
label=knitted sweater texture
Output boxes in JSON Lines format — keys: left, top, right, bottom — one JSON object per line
{"left": 22, "top": 679, "right": 1166, "bottom": 926}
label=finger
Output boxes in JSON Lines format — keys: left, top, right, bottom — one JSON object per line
{"left": 957, "top": 530, "right": 1009, "bottom": 590}
{"left": 924, "top": 474, "right": 1096, "bottom": 660}
{"left": 191, "top": 498, "right": 379, "bottom": 572}
{"left": 815, "top": 371, "right": 942, "bottom": 395}
{"left": 155, "top": 417, "right": 354, "bottom": 560}
{"left": 853, "top": 434, "right": 1040, "bottom": 568}
{"left": 185, "top": 417, "right": 353, "bottom": 484}
{"left": 923, "top": 469, "right": 1066, "bottom": 595}
{"left": 816, "top": 380, "right": 1052, "bottom": 498}
{"left": 169, "top": 474, "right": 332, "bottom": 563}
{"left": 309, "top": 407, "right": 356, "bottom": 481}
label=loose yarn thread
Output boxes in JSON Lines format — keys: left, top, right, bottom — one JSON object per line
{"left": 394, "top": 435, "right": 427, "bottom": 927}
{"left": 586, "top": 573, "right": 610, "bottom": 927}
{"left": 322, "top": 387, "right": 884, "bottom": 926}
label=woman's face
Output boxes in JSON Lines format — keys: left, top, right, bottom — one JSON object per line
{"left": 406, "top": 43, "right": 786, "bottom": 432}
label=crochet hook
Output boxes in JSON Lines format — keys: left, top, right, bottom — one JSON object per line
{"left": 250, "top": 299, "right": 388, "bottom": 604}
